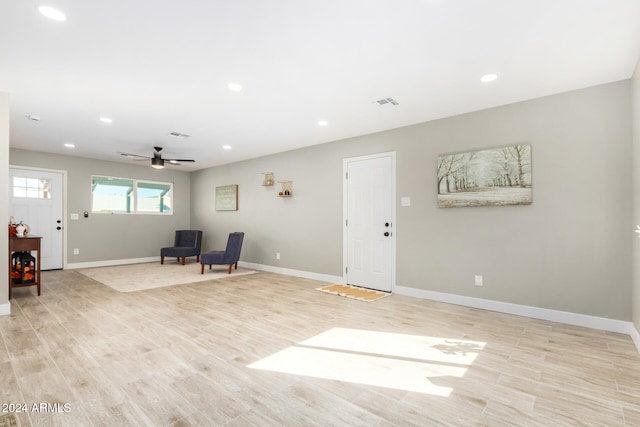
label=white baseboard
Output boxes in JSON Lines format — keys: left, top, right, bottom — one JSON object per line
{"left": 61, "top": 258, "right": 638, "bottom": 351}
{"left": 238, "top": 261, "right": 342, "bottom": 284}
{"left": 66, "top": 256, "right": 160, "bottom": 269}
{"left": 239, "top": 265, "right": 634, "bottom": 338}
{"left": 394, "top": 285, "right": 633, "bottom": 335}
{"left": 0, "top": 301, "right": 10, "bottom": 316}
{"left": 631, "top": 324, "right": 640, "bottom": 353}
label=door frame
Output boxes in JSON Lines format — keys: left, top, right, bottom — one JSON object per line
{"left": 9, "top": 165, "right": 68, "bottom": 269}
{"left": 342, "top": 151, "right": 397, "bottom": 291}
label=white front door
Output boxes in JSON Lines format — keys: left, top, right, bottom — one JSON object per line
{"left": 344, "top": 152, "right": 395, "bottom": 292}
{"left": 9, "top": 168, "right": 64, "bottom": 270}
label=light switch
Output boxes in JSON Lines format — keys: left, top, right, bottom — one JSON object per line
{"left": 70, "top": 213, "right": 79, "bottom": 220}
{"left": 401, "top": 197, "right": 411, "bottom": 207}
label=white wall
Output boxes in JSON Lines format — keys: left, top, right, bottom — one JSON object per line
{"left": 0, "top": 93, "right": 9, "bottom": 313}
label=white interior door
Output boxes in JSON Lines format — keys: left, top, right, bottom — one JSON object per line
{"left": 344, "top": 152, "right": 395, "bottom": 292}
{"left": 9, "top": 168, "right": 64, "bottom": 270}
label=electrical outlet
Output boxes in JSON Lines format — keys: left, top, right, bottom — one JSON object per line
{"left": 73, "top": 248, "right": 80, "bottom": 255}
{"left": 475, "top": 275, "right": 483, "bottom": 287}
{"left": 276, "top": 252, "right": 280, "bottom": 260}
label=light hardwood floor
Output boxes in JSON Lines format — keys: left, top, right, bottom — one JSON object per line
{"left": 1, "top": 269, "right": 640, "bottom": 426}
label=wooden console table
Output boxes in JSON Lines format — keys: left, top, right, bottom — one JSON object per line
{"left": 8, "top": 236, "right": 42, "bottom": 299}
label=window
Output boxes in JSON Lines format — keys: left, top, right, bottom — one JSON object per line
{"left": 91, "top": 176, "right": 173, "bottom": 214}
{"left": 91, "top": 177, "right": 133, "bottom": 213}
{"left": 13, "top": 176, "right": 51, "bottom": 199}
{"left": 137, "top": 181, "right": 172, "bottom": 213}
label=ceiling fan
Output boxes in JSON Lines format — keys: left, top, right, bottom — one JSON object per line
{"left": 119, "top": 146, "right": 195, "bottom": 169}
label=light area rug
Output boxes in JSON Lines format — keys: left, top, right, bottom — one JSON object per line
{"left": 79, "top": 261, "right": 255, "bottom": 292}
{"left": 317, "top": 284, "right": 391, "bottom": 302}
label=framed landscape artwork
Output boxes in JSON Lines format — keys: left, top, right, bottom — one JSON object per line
{"left": 215, "top": 185, "right": 238, "bottom": 211}
{"left": 437, "top": 144, "right": 532, "bottom": 208}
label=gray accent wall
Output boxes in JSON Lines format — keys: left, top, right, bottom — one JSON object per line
{"left": 9, "top": 150, "right": 191, "bottom": 264}
{"left": 192, "top": 80, "right": 633, "bottom": 321}
{"left": 191, "top": 145, "right": 345, "bottom": 275}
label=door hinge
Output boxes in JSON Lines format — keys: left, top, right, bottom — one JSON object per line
{"left": 345, "top": 172, "right": 348, "bottom": 179}
{"left": 345, "top": 219, "right": 348, "bottom": 226}
{"left": 345, "top": 266, "right": 348, "bottom": 274}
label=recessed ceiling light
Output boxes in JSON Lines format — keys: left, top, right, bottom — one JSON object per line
{"left": 228, "top": 83, "right": 243, "bottom": 91}
{"left": 64, "top": 143, "right": 75, "bottom": 148}
{"left": 317, "top": 120, "right": 328, "bottom": 126}
{"left": 222, "top": 145, "right": 232, "bottom": 150}
{"left": 480, "top": 74, "right": 498, "bottom": 83}
{"left": 37, "top": 6, "right": 67, "bottom": 21}
{"left": 99, "top": 117, "right": 113, "bottom": 123}
{"left": 26, "top": 115, "right": 41, "bottom": 122}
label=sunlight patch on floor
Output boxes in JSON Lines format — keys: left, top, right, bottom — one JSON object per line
{"left": 248, "top": 328, "right": 485, "bottom": 396}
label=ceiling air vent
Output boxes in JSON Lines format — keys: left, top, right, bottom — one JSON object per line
{"left": 168, "top": 132, "right": 191, "bottom": 139}
{"left": 374, "top": 97, "right": 399, "bottom": 106}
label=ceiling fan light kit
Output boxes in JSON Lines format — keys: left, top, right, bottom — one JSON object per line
{"left": 151, "top": 157, "right": 164, "bottom": 169}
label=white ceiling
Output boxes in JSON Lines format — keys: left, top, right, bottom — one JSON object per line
{"left": 2, "top": 1, "right": 639, "bottom": 171}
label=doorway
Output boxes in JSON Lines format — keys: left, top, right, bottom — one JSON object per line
{"left": 9, "top": 167, "right": 65, "bottom": 270}
{"left": 343, "top": 152, "right": 396, "bottom": 292}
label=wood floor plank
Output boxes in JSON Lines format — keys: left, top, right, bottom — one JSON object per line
{"left": 8, "top": 345, "right": 58, "bottom": 379}
{"left": 0, "top": 360, "right": 23, "bottom": 403}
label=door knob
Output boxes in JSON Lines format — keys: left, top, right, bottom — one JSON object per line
{"left": 385, "top": 222, "right": 390, "bottom": 227}
{"left": 384, "top": 231, "right": 390, "bottom": 237}
{"left": 56, "top": 226, "right": 62, "bottom": 230}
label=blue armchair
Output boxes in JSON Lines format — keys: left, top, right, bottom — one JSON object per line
{"left": 200, "top": 232, "right": 244, "bottom": 274}
{"left": 161, "top": 230, "right": 203, "bottom": 265}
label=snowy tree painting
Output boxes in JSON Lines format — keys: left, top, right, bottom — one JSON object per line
{"left": 437, "top": 144, "right": 532, "bottom": 208}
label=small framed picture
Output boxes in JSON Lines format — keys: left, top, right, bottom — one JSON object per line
{"left": 215, "top": 185, "right": 238, "bottom": 211}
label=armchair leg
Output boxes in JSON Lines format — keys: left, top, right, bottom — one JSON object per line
{"left": 201, "top": 264, "right": 205, "bottom": 274}
{"left": 161, "top": 256, "right": 164, "bottom": 264}
{"left": 228, "top": 264, "right": 232, "bottom": 274}
{"left": 197, "top": 255, "right": 200, "bottom": 262}
{"left": 234, "top": 261, "right": 238, "bottom": 270}
{"left": 181, "top": 257, "right": 186, "bottom": 265}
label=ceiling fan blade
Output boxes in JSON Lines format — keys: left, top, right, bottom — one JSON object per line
{"left": 119, "top": 152, "right": 151, "bottom": 159}
{"left": 166, "top": 158, "right": 195, "bottom": 162}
